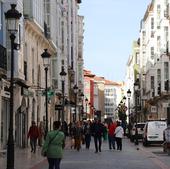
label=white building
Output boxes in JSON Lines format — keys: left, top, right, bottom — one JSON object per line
{"left": 104, "top": 80, "right": 122, "bottom": 120}
{"left": 0, "top": 0, "right": 83, "bottom": 150}
{"left": 126, "top": 0, "right": 170, "bottom": 123}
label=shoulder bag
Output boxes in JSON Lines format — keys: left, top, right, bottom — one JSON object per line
{"left": 41, "top": 131, "right": 59, "bottom": 157}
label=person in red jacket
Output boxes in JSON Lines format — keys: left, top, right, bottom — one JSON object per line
{"left": 27, "top": 121, "right": 39, "bottom": 153}
{"left": 108, "top": 120, "right": 116, "bottom": 150}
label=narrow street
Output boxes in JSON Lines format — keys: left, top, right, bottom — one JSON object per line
{"left": 34, "top": 138, "right": 170, "bottom": 169}
{"left": 1, "top": 137, "right": 170, "bottom": 169}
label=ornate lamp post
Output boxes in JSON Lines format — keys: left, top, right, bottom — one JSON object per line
{"left": 41, "top": 49, "right": 51, "bottom": 137}
{"left": 79, "top": 92, "right": 84, "bottom": 120}
{"left": 5, "top": 4, "right": 22, "bottom": 169}
{"left": 60, "top": 66, "right": 67, "bottom": 122}
{"left": 73, "top": 84, "right": 78, "bottom": 122}
{"left": 134, "top": 79, "right": 139, "bottom": 145}
{"left": 127, "top": 89, "right": 131, "bottom": 138}
{"left": 123, "top": 96, "right": 126, "bottom": 102}
{"left": 85, "top": 98, "right": 88, "bottom": 119}
{"left": 127, "top": 89, "right": 131, "bottom": 123}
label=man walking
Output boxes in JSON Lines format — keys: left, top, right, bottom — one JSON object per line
{"left": 27, "top": 121, "right": 39, "bottom": 153}
{"left": 91, "top": 118, "right": 104, "bottom": 153}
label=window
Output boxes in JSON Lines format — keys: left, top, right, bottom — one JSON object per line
{"left": 151, "top": 76, "right": 155, "bottom": 89}
{"left": 164, "top": 26, "right": 168, "bottom": 42}
{"left": 150, "top": 47, "right": 154, "bottom": 59}
{"left": 157, "top": 69, "right": 161, "bottom": 84}
{"left": 151, "top": 31, "right": 154, "bottom": 38}
{"left": 142, "top": 31, "right": 146, "bottom": 43}
{"left": 157, "top": 4, "right": 161, "bottom": 19}
{"left": 136, "top": 52, "right": 140, "bottom": 64}
{"left": 32, "top": 48, "right": 35, "bottom": 84}
{"left": 157, "top": 36, "right": 161, "bottom": 51}
{"left": 164, "top": 62, "right": 169, "bottom": 80}
{"left": 151, "top": 17, "right": 154, "bottom": 29}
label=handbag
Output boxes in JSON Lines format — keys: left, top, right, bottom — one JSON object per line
{"left": 41, "top": 132, "right": 59, "bottom": 157}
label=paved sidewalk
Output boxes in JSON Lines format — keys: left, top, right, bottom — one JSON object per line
{"left": 0, "top": 137, "right": 71, "bottom": 169}
{"left": 0, "top": 146, "right": 46, "bottom": 169}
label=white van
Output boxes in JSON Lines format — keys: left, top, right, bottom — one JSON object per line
{"left": 143, "top": 120, "right": 167, "bottom": 146}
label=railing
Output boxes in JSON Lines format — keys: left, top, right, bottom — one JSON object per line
{"left": 0, "top": 44, "right": 7, "bottom": 70}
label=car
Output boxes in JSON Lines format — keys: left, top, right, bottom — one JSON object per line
{"left": 143, "top": 120, "right": 167, "bottom": 146}
{"left": 130, "top": 122, "right": 145, "bottom": 142}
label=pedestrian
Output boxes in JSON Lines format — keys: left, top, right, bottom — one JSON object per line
{"left": 84, "top": 120, "right": 92, "bottom": 149}
{"left": 42, "top": 121, "right": 65, "bottom": 169}
{"left": 38, "top": 121, "right": 45, "bottom": 147}
{"left": 91, "top": 118, "right": 104, "bottom": 153}
{"left": 69, "top": 122, "right": 76, "bottom": 149}
{"left": 61, "top": 121, "right": 68, "bottom": 137}
{"left": 114, "top": 121, "right": 124, "bottom": 151}
{"left": 103, "top": 123, "right": 108, "bottom": 141}
{"left": 27, "top": 121, "right": 39, "bottom": 153}
{"left": 108, "top": 120, "right": 116, "bottom": 150}
{"left": 74, "top": 121, "right": 83, "bottom": 151}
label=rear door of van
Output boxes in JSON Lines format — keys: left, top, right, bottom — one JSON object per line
{"left": 148, "top": 121, "right": 167, "bottom": 142}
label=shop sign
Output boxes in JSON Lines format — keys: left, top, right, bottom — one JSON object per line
{"left": 151, "top": 106, "right": 157, "bottom": 113}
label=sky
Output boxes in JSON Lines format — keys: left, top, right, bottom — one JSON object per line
{"left": 78, "top": 0, "right": 151, "bottom": 82}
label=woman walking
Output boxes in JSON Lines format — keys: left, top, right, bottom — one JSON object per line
{"left": 114, "top": 121, "right": 124, "bottom": 151}
{"left": 42, "top": 121, "right": 65, "bottom": 169}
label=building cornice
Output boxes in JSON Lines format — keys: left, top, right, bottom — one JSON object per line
{"left": 25, "top": 19, "right": 57, "bottom": 53}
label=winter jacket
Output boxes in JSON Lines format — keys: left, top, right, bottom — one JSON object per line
{"left": 42, "top": 130, "right": 65, "bottom": 158}
{"left": 114, "top": 126, "right": 124, "bottom": 138}
{"left": 27, "top": 126, "right": 39, "bottom": 139}
{"left": 108, "top": 123, "right": 116, "bottom": 136}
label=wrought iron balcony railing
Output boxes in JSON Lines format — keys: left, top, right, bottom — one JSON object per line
{"left": 0, "top": 44, "right": 7, "bottom": 71}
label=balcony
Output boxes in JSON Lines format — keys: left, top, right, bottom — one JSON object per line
{"left": 77, "top": 0, "right": 82, "bottom": 4}
{"left": 0, "top": 44, "right": 7, "bottom": 73}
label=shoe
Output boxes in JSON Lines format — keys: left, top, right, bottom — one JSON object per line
{"left": 95, "top": 151, "right": 98, "bottom": 153}
{"left": 31, "top": 149, "right": 33, "bottom": 152}
{"left": 99, "top": 149, "right": 101, "bottom": 152}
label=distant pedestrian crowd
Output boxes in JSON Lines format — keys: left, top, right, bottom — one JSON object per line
{"left": 27, "top": 119, "right": 125, "bottom": 169}
{"left": 66, "top": 118, "right": 124, "bottom": 153}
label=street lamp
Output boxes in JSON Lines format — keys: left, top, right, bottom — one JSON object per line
{"left": 134, "top": 79, "right": 139, "bottom": 145}
{"left": 41, "top": 49, "right": 51, "bottom": 137}
{"left": 60, "top": 66, "right": 67, "bottom": 122}
{"left": 79, "top": 92, "right": 84, "bottom": 120}
{"left": 127, "top": 89, "right": 131, "bottom": 138}
{"left": 123, "top": 96, "right": 126, "bottom": 102}
{"left": 127, "top": 89, "right": 131, "bottom": 123}
{"left": 73, "top": 84, "right": 78, "bottom": 122}
{"left": 85, "top": 98, "right": 88, "bottom": 119}
{"left": 5, "top": 4, "right": 22, "bottom": 169}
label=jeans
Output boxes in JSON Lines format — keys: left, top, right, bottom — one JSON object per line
{"left": 115, "top": 137, "right": 122, "bottom": 150}
{"left": 94, "top": 135, "right": 102, "bottom": 152}
{"left": 48, "top": 158, "right": 61, "bottom": 169}
{"left": 30, "top": 138, "right": 37, "bottom": 153}
{"left": 108, "top": 135, "right": 115, "bottom": 149}
{"left": 85, "top": 134, "right": 91, "bottom": 149}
